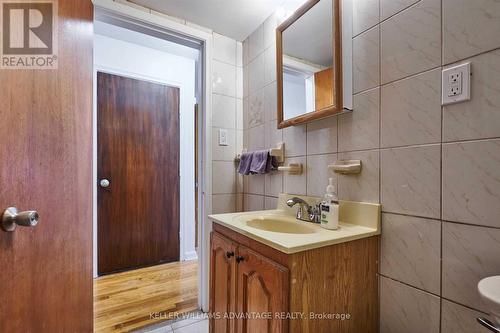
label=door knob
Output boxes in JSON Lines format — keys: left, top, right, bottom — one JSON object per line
{"left": 100, "top": 179, "right": 110, "bottom": 188}
{"left": 236, "top": 256, "right": 245, "bottom": 263}
{"left": 1, "top": 207, "right": 39, "bottom": 232}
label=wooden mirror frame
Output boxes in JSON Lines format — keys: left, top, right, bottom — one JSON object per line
{"left": 276, "top": 0, "right": 343, "bottom": 129}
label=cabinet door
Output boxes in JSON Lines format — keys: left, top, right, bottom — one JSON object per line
{"left": 210, "top": 232, "right": 237, "bottom": 333}
{"left": 236, "top": 246, "right": 289, "bottom": 333}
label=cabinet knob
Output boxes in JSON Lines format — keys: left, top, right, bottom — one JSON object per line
{"left": 236, "top": 255, "right": 245, "bottom": 263}
{"left": 226, "top": 251, "right": 234, "bottom": 258}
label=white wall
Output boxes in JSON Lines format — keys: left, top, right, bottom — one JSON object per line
{"left": 93, "top": 21, "right": 198, "bottom": 277}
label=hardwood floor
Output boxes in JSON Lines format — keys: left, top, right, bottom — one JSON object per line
{"left": 94, "top": 260, "right": 198, "bottom": 333}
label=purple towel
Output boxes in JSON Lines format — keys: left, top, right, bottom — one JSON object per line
{"left": 237, "top": 152, "right": 253, "bottom": 175}
{"left": 249, "top": 150, "right": 270, "bottom": 174}
{"left": 238, "top": 150, "right": 278, "bottom": 175}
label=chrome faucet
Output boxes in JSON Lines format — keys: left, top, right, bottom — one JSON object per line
{"left": 286, "top": 197, "right": 321, "bottom": 223}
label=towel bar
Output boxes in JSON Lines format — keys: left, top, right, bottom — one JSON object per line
{"left": 234, "top": 143, "right": 285, "bottom": 164}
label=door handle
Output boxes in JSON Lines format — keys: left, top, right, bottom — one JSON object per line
{"left": 100, "top": 179, "right": 110, "bottom": 188}
{"left": 1, "top": 207, "right": 39, "bottom": 232}
{"left": 236, "top": 256, "right": 245, "bottom": 263}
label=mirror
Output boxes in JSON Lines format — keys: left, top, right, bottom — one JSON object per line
{"left": 276, "top": 0, "right": 343, "bottom": 128}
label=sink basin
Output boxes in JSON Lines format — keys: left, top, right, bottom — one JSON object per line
{"left": 478, "top": 276, "right": 500, "bottom": 325}
{"left": 246, "top": 216, "right": 316, "bottom": 234}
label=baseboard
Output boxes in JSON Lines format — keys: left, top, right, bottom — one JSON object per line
{"left": 183, "top": 250, "right": 198, "bottom": 261}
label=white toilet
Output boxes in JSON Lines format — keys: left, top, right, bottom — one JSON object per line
{"left": 478, "top": 276, "right": 500, "bottom": 325}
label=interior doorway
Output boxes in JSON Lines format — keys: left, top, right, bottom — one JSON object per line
{"left": 92, "top": 13, "right": 204, "bottom": 332}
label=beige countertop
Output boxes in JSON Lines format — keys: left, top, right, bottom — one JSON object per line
{"left": 209, "top": 194, "right": 381, "bottom": 254}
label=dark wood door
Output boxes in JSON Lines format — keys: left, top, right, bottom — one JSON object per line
{"left": 0, "top": 1, "right": 93, "bottom": 332}
{"left": 97, "top": 72, "right": 180, "bottom": 275}
{"left": 210, "top": 232, "right": 237, "bottom": 333}
{"left": 236, "top": 246, "right": 289, "bottom": 333}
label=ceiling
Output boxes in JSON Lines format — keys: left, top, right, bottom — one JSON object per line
{"left": 130, "top": 0, "right": 306, "bottom": 41}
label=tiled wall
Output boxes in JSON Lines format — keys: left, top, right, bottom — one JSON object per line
{"left": 115, "top": 1, "right": 244, "bottom": 216}
{"left": 211, "top": 34, "right": 244, "bottom": 214}
{"left": 242, "top": 0, "right": 500, "bottom": 331}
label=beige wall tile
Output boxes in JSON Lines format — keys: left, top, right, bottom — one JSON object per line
{"left": 380, "top": 0, "right": 419, "bottom": 21}
{"left": 213, "top": 33, "right": 236, "bottom": 65}
{"left": 248, "top": 88, "right": 264, "bottom": 128}
{"left": 306, "top": 117, "right": 338, "bottom": 155}
{"left": 306, "top": 154, "right": 337, "bottom": 197}
{"left": 213, "top": 60, "right": 236, "bottom": 97}
{"left": 248, "top": 25, "right": 264, "bottom": 62}
{"left": 263, "top": 14, "right": 278, "bottom": 49}
{"left": 264, "top": 120, "right": 282, "bottom": 150}
{"left": 380, "top": 276, "right": 440, "bottom": 333}
{"left": 212, "top": 161, "right": 236, "bottom": 194}
{"left": 265, "top": 171, "right": 283, "bottom": 197}
{"left": 248, "top": 124, "right": 267, "bottom": 151}
{"left": 244, "top": 194, "right": 264, "bottom": 211}
{"left": 248, "top": 124, "right": 265, "bottom": 151}
{"left": 212, "top": 194, "right": 236, "bottom": 214}
{"left": 338, "top": 150, "right": 380, "bottom": 203}
{"left": 236, "top": 67, "right": 243, "bottom": 99}
{"left": 443, "top": 50, "right": 500, "bottom": 142}
{"left": 212, "top": 94, "right": 236, "bottom": 129}
{"left": 381, "top": 145, "right": 441, "bottom": 218}
{"left": 442, "top": 222, "right": 500, "bottom": 312}
{"left": 381, "top": 69, "right": 441, "bottom": 148}
{"left": 283, "top": 156, "right": 307, "bottom": 195}
{"left": 248, "top": 53, "right": 265, "bottom": 94}
{"left": 353, "top": 26, "right": 380, "bottom": 93}
{"left": 265, "top": 196, "right": 279, "bottom": 210}
{"left": 441, "top": 300, "right": 492, "bottom": 333}
{"left": 443, "top": 0, "right": 500, "bottom": 64}
{"left": 236, "top": 42, "right": 243, "bottom": 67}
{"left": 353, "top": 0, "right": 379, "bottom": 36}
{"left": 283, "top": 125, "right": 307, "bottom": 157}
{"left": 264, "top": 82, "right": 278, "bottom": 122}
{"left": 380, "top": 0, "right": 441, "bottom": 84}
{"left": 381, "top": 213, "right": 441, "bottom": 294}
{"left": 242, "top": 39, "right": 250, "bottom": 67}
{"left": 264, "top": 45, "right": 276, "bottom": 86}
{"left": 236, "top": 99, "right": 244, "bottom": 130}
{"left": 212, "top": 128, "right": 236, "bottom": 161}
{"left": 339, "top": 87, "right": 380, "bottom": 152}
{"left": 247, "top": 174, "right": 265, "bottom": 195}
{"left": 443, "top": 140, "right": 500, "bottom": 228}
{"left": 243, "top": 64, "right": 249, "bottom": 98}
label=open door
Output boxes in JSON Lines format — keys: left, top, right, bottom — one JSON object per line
{"left": 0, "top": 1, "right": 93, "bottom": 332}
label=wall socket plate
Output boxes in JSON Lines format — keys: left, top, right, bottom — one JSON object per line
{"left": 218, "top": 128, "right": 228, "bottom": 146}
{"left": 442, "top": 62, "right": 471, "bottom": 105}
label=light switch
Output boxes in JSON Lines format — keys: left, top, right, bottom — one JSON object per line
{"left": 218, "top": 128, "right": 228, "bottom": 146}
{"left": 442, "top": 62, "right": 471, "bottom": 105}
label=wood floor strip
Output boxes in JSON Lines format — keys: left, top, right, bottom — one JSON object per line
{"left": 94, "top": 260, "right": 198, "bottom": 333}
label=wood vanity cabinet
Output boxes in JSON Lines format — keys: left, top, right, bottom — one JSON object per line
{"left": 210, "top": 232, "right": 289, "bottom": 333}
{"left": 209, "top": 224, "right": 379, "bottom": 333}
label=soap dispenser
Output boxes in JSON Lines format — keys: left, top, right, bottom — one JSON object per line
{"left": 320, "top": 178, "right": 339, "bottom": 230}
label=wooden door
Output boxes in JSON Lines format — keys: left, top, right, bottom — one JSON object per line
{"left": 97, "top": 72, "right": 180, "bottom": 275}
{"left": 0, "top": 1, "right": 93, "bottom": 332}
{"left": 210, "top": 232, "right": 237, "bottom": 333}
{"left": 236, "top": 246, "right": 289, "bottom": 333}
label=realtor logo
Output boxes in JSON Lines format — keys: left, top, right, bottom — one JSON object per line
{"left": 1, "top": 0, "right": 57, "bottom": 69}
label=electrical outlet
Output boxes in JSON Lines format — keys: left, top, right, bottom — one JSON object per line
{"left": 218, "top": 128, "right": 228, "bottom": 146}
{"left": 442, "top": 62, "right": 471, "bottom": 105}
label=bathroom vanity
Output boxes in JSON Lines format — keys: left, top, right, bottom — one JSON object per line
{"left": 208, "top": 195, "right": 380, "bottom": 333}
